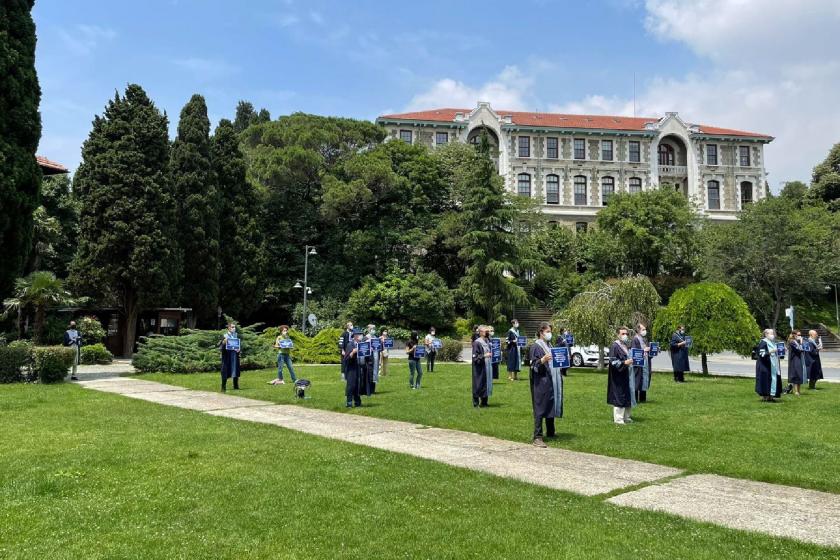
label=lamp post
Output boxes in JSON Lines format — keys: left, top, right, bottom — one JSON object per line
{"left": 294, "top": 245, "right": 317, "bottom": 332}
{"left": 826, "top": 284, "right": 839, "bottom": 333}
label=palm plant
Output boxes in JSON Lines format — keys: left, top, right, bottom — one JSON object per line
{"left": 3, "top": 271, "right": 76, "bottom": 343}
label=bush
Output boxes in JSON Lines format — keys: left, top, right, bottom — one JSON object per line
{"left": 32, "top": 346, "right": 75, "bottom": 383}
{"left": 259, "top": 327, "right": 343, "bottom": 364}
{"left": 436, "top": 337, "right": 464, "bottom": 362}
{"left": 453, "top": 318, "right": 473, "bottom": 340}
{"left": 80, "top": 343, "right": 113, "bottom": 365}
{"left": 78, "top": 316, "right": 106, "bottom": 346}
{"left": 0, "top": 341, "right": 31, "bottom": 383}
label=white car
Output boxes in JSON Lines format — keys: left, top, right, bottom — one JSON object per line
{"left": 570, "top": 344, "right": 602, "bottom": 367}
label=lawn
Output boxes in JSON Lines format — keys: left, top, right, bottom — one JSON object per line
{"left": 1, "top": 383, "right": 836, "bottom": 559}
{"left": 141, "top": 362, "right": 840, "bottom": 494}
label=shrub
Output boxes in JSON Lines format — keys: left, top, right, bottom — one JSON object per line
{"left": 259, "top": 327, "right": 343, "bottom": 364}
{"left": 436, "top": 337, "right": 464, "bottom": 362}
{"left": 32, "top": 346, "right": 75, "bottom": 383}
{"left": 453, "top": 318, "right": 473, "bottom": 340}
{"left": 0, "top": 341, "right": 31, "bottom": 383}
{"left": 78, "top": 316, "right": 107, "bottom": 346}
{"left": 80, "top": 343, "right": 113, "bottom": 365}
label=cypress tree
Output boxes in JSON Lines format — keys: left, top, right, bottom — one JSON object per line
{"left": 171, "top": 94, "right": 219, "bottom": 325}
{"left": 70, "top": 84, "right": 177, "bottom": 356}
{"left": 0, "top": 0, "right": 42, "bottom": 298}
{"left": 212, "top": 118, "right": 265, "bottom": 321}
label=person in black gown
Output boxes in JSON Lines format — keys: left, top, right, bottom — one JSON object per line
{"left": 472, "top": 326, "right": 492, "bottom": 407}
{"left": 632, "top": 323, "right": 652, "bottom": 403}
{"left": 220, "top": 322, "right": 241, "bottom": 392}
{"left": 607, "top": 326, "right": 635, "bottom": 424}
{"left": 786, "top": 330, "right": 806, "bottom": 396}
{"left": 669, "top": 325, "right": 690, "bottom": 383}
{"left": 506, "top": 319, "right": 521, "bottom": 381}
{"left": 343, "top": 328, "right": 363, "bottom": 408}
{"left": 529, "top": 322, "right": 564, "bottom": 447}
{"left": 755, "top": 329, "right": 782, "bottom": 402}
{"left": 804, "top": 329, "right": 824, "bottom": 390}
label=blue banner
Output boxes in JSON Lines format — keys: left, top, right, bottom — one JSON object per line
{"left": 517, "top": 336, "right": 527, "bottom": 347}
{"left": 564, "top": 334, "right": 574, "bottom": 346}
{"left": 551, "top": 346, "right": 570, "bottom": 369}
{"left": 383, "top": 337, "right": 394, "bottom": 349}
{"left": 684, "top": 336, "right": 693, "bottom": 349}
{"left": 649, "top": 342, "right": 659, "bottom": 357}
{"left": 225, "top": 337, "right": 240, "bottom": 351}
{"left": 490, "top": 338, "right": 502, "bottom": 363}
{"left": 802, "top": 340, "right": 812, "bottom": 352}
{"left": 432, "top": 338, "right": 442, "bottom": 350}
{"left": 278, "top": 339, "right": 294, "bottom": 349}
{"left": 631, "top": 348, "right": 645, "bottom": 366}
{"left": 414, "top": 345, "right": 426, "bottom": 358}
{"left": 776, "top": 342, "right": 786, "bottom": 358}
{"left": 370, "top": 338, "right": 382, "bottom": 351}
{"left": 357, "top": 341, "right": 371, "bottom": 358}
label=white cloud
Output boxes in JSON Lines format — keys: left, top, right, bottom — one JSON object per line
{"left": 405, "top": 66, "right": 536, "bottom": 111}
{"left": 57, "top": 24, "right": 116, "bottom": 56}
{"left": 274, "top": 13, "right": 300, "bottom": 28}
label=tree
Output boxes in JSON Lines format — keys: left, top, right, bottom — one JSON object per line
{"left": 212, "top": 118, "right": 265, "bottom": 321}
{"left": 0, "top": 0, "right": 41, "bottom": 299}
{"left": 233, "top": 100, "right": 270, "bottom": 133}
{"left": 70, "top": 84, "right": 178, "bottom": 356}
{"left": 780, "top": 180, "right": 808, "bottom": 201}
{"left": 3, "top": 271, "right": 75, "bottom": 343}
{"left": 33, "top": 174, "right": 80, "bottom": 277}
{"left": 809, "top": 142, "right": 840, "bottom": 210}
{"left": 559, "top": 275, "right": 660, "bottom": 369}
{"left": 653, "top": 282, "right": 761, "bottom": 374}
{"left": 171, "top": 94, "right": 219, "bottom": 325}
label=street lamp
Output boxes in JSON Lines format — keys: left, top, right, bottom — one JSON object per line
{"left": 293, "top": 245, "right": 317, "bottom": 332}
{"left": 825, "top": 284, "right": 839, "bottom": 333}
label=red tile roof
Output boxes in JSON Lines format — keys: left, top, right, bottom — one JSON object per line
{"left": 377, "top": 108, "right": 771, "bottom": 139}
{"left": 36, "top": 155, "right": 69, "bottom": 174}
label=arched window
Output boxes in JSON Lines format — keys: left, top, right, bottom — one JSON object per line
{"left": 601, "top": 176, "right": 615, "bottom": 206}
{"left": 708, "top": 180, "right": 721, "bottom": 210}
{"left": 658, "top": 143, "right": 675, "bottom": 166}
{"left": 517, "top": 173, "right": 531, "bottom": 197}
{"left": 740, "top": 181, "right": 753, "bottom": 206}
{"left": 629, "top": 177, "right": 642, "bottom": 194}
{"left": 573, "top": 175, "right": 587, "bottom": 205}
{"left": 546, "top": 174, "right": 560, "bottom": 204}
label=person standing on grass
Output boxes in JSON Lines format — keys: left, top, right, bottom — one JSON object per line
{"left": 220, "top": 322, "right": 241, "bottom": 392}
{"left": 529, "top": 322, "right": 563, "bottom": 448}
{"left": 424, "top": 327, "right": 437, "bottom": 373}
{"left": 804, "top": 329, "right": 824, "bottom": 390}
{"left": 362, "top": 324, "right": 378, "bottom": 396}
{"left": 472, "top": 326, "right": 492, "bottom": 407}
{"left": 379, "top": 328, "right": 390, "bottom": 377}
{"left": 632, "top": 323, "right": 652, "bottom": 403}
{"left": 269, "top": 325, "right": 297, "bottom": 386}
{"left": 338, "top": 321, "right": 354, "bottom": 381}
{"left": 489, "top": 326, "right": 500, "bottom": 380}
{"left": 506, "top": 319, "right": 521, "bottom": 381}
{"left": 670, "top": 325, "right": 690, "bottom": 383}
{"left": 406, "top": 331, "right": 423, "bottom": 389}
{"left": 343, "top": 328, "right": 363, "bottom": 408}
{"left": 607, "top": 326, "right": 635, "bottom": 424}
{"left": 63, "top": 320, "right": 82, "bottom": 381}
{"left": 755, "top": 328, "right": 782, "bottom": 402}
{"left": 786, "top": 330, "right": 806, "bottom": 396}
{"left": 556, "top": 325, "right": 570, "bottom": 377}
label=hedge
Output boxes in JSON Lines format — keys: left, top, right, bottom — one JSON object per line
{"left": 436, "top": 337, "right": 464, "bottom": 362}
{"left": 33, "top": 346, "right": 75, "bottom": 383}
{"left": 80, "top": 343, "right": 114, "bottom": 365}
{"left": 0, "top": 341, "right": 31, "bottom": 383}
{"left": 0, "top": 342, "right": 75, "bottom": 383}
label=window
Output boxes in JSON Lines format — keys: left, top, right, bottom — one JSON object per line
{"left": 573, "top": 175, "right": 587, "bottom": 205}
{"left": 740, "top": 181, "right": 753, "bottom": 206}
{"left": 575, "top": 222, "right": 588, "bottom": 233}
{"left": 658, "top": 143, "right": 675, "bottom": 165}
{"left": 629, "top": 141, "right": 640, "bottom": 163}
{"left": 708, "top": 180, "right": 721, "bottom": 209}
{"left": 601, "top": 176, "right": 615, "bottom": 206}
{"left": 739, "top": 146, "right": 751, "bottom": 167}
{"left": 435, "top": 132, "right": 448, "bottom": 145}
{"left": 399, "top": 130, "right": 413, "bottom": 143}
{"left": 517, "top": 173, "right": 531, "bottom": 197}
{"left": 546, "top": 137, "right": 558, "bottom": 159}
{"left": 546, "top": 174, "right": 560, "bottom": 204}
{"left": 629, "top": 177, "right": 642, "bottom": 193}
{"left": 706, "top": 144, "right": 718, "bottom": 165}
{"left": 601, "top": 140, "right": 613, "bottom": 161}
{"left": 518, "top": 136, "right": 530, "bottom": 158}
{"left": 574, "top": 138, "right": 585, "bottom": 160}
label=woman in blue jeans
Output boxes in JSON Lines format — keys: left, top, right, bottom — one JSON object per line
{"left": 406, "top": 331, "right": 423, "bottom": 389}
{"left": 269, "top": 325, "right": 297, "bottom": 385}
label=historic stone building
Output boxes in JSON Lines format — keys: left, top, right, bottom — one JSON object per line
{"left": 376, "top": 102, "right": 773, "bottom": 227}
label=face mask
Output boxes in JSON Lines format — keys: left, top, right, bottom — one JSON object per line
{"left": 639, "top": 329, "right": 647, "bottom": 337}
{"left": 767, "top": 334, "right": 775, "bottom": 341}
{"left": 543, "top": 332, "right": 553, "bottom": 342}
{"left": 513, "top": 323, "right": 519, "bottom": 329}
{"left": 620, "top": 335, "right": 629, "bottom": 343}
{"left": 678, "top": 329, "right": 684, "bottom": 334}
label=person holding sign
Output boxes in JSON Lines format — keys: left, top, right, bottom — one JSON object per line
{"left": 269, "top": 325, "right": 297, "bottom": 385}
{"left": 220, "top": 322, "right": 241, "bottom": 392}
{"left": 406, "top": 332, "right": 423, "bottom": 390}
{"left": 343, "top": 328, "right": 364, "bottom": 408}
{"left": 669, "top": 325, "right": 690, "bottom": 383}
{"left": 362, "top": 324, "right": 378, "bottom": 396}
{"left": 786, "top": 330, "right": 806, "bottom": 396}
{"left": 63, "top": 320, "right": 82, "bottom": 381}
{"left": 488, "top": 326, "right": 500, "bottom": 380}
{"left": 506, "top": 319, "right": 521, "bottom": 381}
{"left": 528, "top": 322, "right": 564, "bottom": 447}
{"left": 632, "top": 323, "right": 652, "bottom": 403}
{"left": 755, "top": 329, "right": 782, "bottom": 402}
{"left": 804, "top": 329, "right": 824, "bottom": 390}
{"left": 379, "top": 328, "right": 390, "bottom": 377}
{"left": 338, "top": 321, "right": 354, "bottom": 381}
{"left": 424, "top": 327, "right": 437, "bottom": 373}
{"left": 556, "top": 326, "right": 570, "bottom": 377}
{"left": 607, "top": 326, "right": 635, "bottom": 424}
{"left": 472, "top": 326, "right": 493, "bottom": 407}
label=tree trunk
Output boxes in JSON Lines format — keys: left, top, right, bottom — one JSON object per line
{"left": 34, "top": 305, "right": 46, "bottom": 344}
{"left": 122, "top": 291, "right": 139, "bottom": 358}
{"left": 598, "top": 346, "right": 606, "bottom": 371}
{"left": 701, "top": 352, "right": 709, "bottom": 375}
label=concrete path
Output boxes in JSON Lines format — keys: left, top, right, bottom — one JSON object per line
{"left": 76, "top": 376, "right": 840, "bottom": 549}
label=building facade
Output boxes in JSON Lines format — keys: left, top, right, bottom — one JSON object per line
{"left": 376, "top": 102, "right": 773, "bottom": 226}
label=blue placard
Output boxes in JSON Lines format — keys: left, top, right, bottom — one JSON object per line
{"left": 631, "top": 348, "right": 645, "bottom": 366}
{"left": 357, "top": 341, "right": 371, "bottom": 358}
{"left": 551, "top": 346, "right": 570, "bottom": 369}
{"left": 383, "top": 337, "right": 394, "bottom": 349}
{"left": 517, "top": 336, "right": 527, "bottom": 347}
{"left": 432, "top": 338, "right": 442, "bottom": 350}
{"left": 649, "top": 342, "right": 660, "bottom": 357}
{"left": 684, "top": 336, "right": 693, "bottom": 349}
{"left": 564, "top": 334, "right": 574, "bottom": 346}
{"left": 414, "top": 345, "right": 426, "bottom": 358}
{"left": 776, "top": 342, "right": 786, "bottom": 358}
{"left": 490, "top": 338, "right": 502, "bottom": 363}
{"left": 802, "top": 340, "right": 812, "bottom": 352}
{"left": 370, "top": 338, "right": 382, "bottom": 351}
{"left": 278, "top": 339, "right": 293, "bottom": 349}
{"left": 225, "top": 337, "right": 240, "bottom": 351}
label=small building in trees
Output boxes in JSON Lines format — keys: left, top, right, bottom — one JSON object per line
{"left": 36, "top": 155, "right": 69, "bottom": 176}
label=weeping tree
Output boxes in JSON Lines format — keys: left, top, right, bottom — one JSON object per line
{"left": 559, "top": 275, "right": 660, "bottom": 369}
{"left": 653, "top": 281, "right": 760, "bottom": 374}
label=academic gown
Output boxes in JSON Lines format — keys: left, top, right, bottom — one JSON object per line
{"left": 343, "top": 339, "right": 362, "bottom": 405}
{"left": 529, "top": 341, "right": 563, "bottom": 420}
{"left": 220, "top": 334, "right": 240, "bottom": 380}
{"left": 607, "top": 341, "right": 635, "bottom": 408}
{"left": 361, "top": 335, "right": 378, "bottom": 396}
{"left": 803, "top": 339, "right": 824, "bottom": 382}
{"left": 787, "top": 340, "right": 807, "bottom": 385}
{"left": 632, "top": 334, "right": 652, "bottom": 392}
{"left": 472, "top": 338, "right": 492, "bottom": 400}
{"left": 338, "top": 330, "right": 352, "bottom": 375}
{"left": 506, "top": 328, "right": 521, "bottom": 372}
{"left": 755, "top": 339, "right": 782, "bottom": 398}
{"left": 670, "top": 332, "right": 690, "bottom": 373}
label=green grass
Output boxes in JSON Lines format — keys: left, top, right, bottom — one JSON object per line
{"left": 141, "top": 363, "right": 840, "bottom": 494}
{"left": 1, "top": 383, "right": 836, "bottom": 559}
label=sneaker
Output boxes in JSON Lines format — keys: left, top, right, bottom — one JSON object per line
{"left": 278, "top": 380, "right": 285, "bottom": 385}
{"left": 346, "top": 402, "right": 353, "bottom": 408}
{"left": 532, "top": 437, "right": 547, "bottom": 448}
{"left": 70, "top": 376, "right": 79, "bottom": 381}
{"left": 614, "top": 419, "right": 625, "bottom": 425}
{"left": 624, "top": 417, "right": 634, "bottom": 423}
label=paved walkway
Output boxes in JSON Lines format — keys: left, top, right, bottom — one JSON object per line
{"left": 76, "top": 376, "right": 840, "bottom": 548}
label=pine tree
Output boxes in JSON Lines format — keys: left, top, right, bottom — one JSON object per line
{"left": 212, "top": 119, "right": 265, "bottom": 321}
{"left": 171, "top": 94, "right": 219, "bottom": 325}
{"left": 0, "top": 0, "right": 41, "bottom": 298}
{"left": 458, "top": 133, "right": 530, "bottom": 322}
{"left": 70, "top": 84, "right": 178, "bottom": 356}
{"left": 233, "top": 100, "right": 270, "bottom": 133}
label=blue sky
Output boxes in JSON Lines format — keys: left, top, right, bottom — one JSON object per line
{"left": 34, "top": 1, "right": 840, "bottom": 187}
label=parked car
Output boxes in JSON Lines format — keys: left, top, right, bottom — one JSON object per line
{"left": 570, "top": 344, "right": 602, "bottom": 367}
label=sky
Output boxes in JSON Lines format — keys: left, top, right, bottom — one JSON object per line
{"left": 33, "top": 0, "right": 840, "bottom": 189}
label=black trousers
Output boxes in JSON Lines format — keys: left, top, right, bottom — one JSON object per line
{"left": 673, "top": 370, "right": 685, "bottom": 382}
{"left": 427, "top": 351, "right": 436, "bottom": 372}
{"left": 534, "top": 416, "right": 555, "bottom": 439}
{"left": 473, "top": 396, "right": 489, "bottom": 407}
{"left": 221, "top": 374, "right": 239, "bottom": 390}
{"left": 635, "top": 390, "right": 647, "bottom": 402}
{"left": 345, "top": 368, "right": 362, "bottom": 406}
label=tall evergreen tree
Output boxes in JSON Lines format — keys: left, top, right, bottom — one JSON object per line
{"left": 212, "top": 118, "right": 265, "bottom": 321}
{"left": 171, "top": 94, "right": 219, "bottom": 324}
{"left": 70, "top": 84, "right": 177, "bottom": 356}
{"left": 233, "top": 100, "right": 270, "bottom": 133}
{"left": 0, "top": 0, "right": 41, "bottom": 298}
